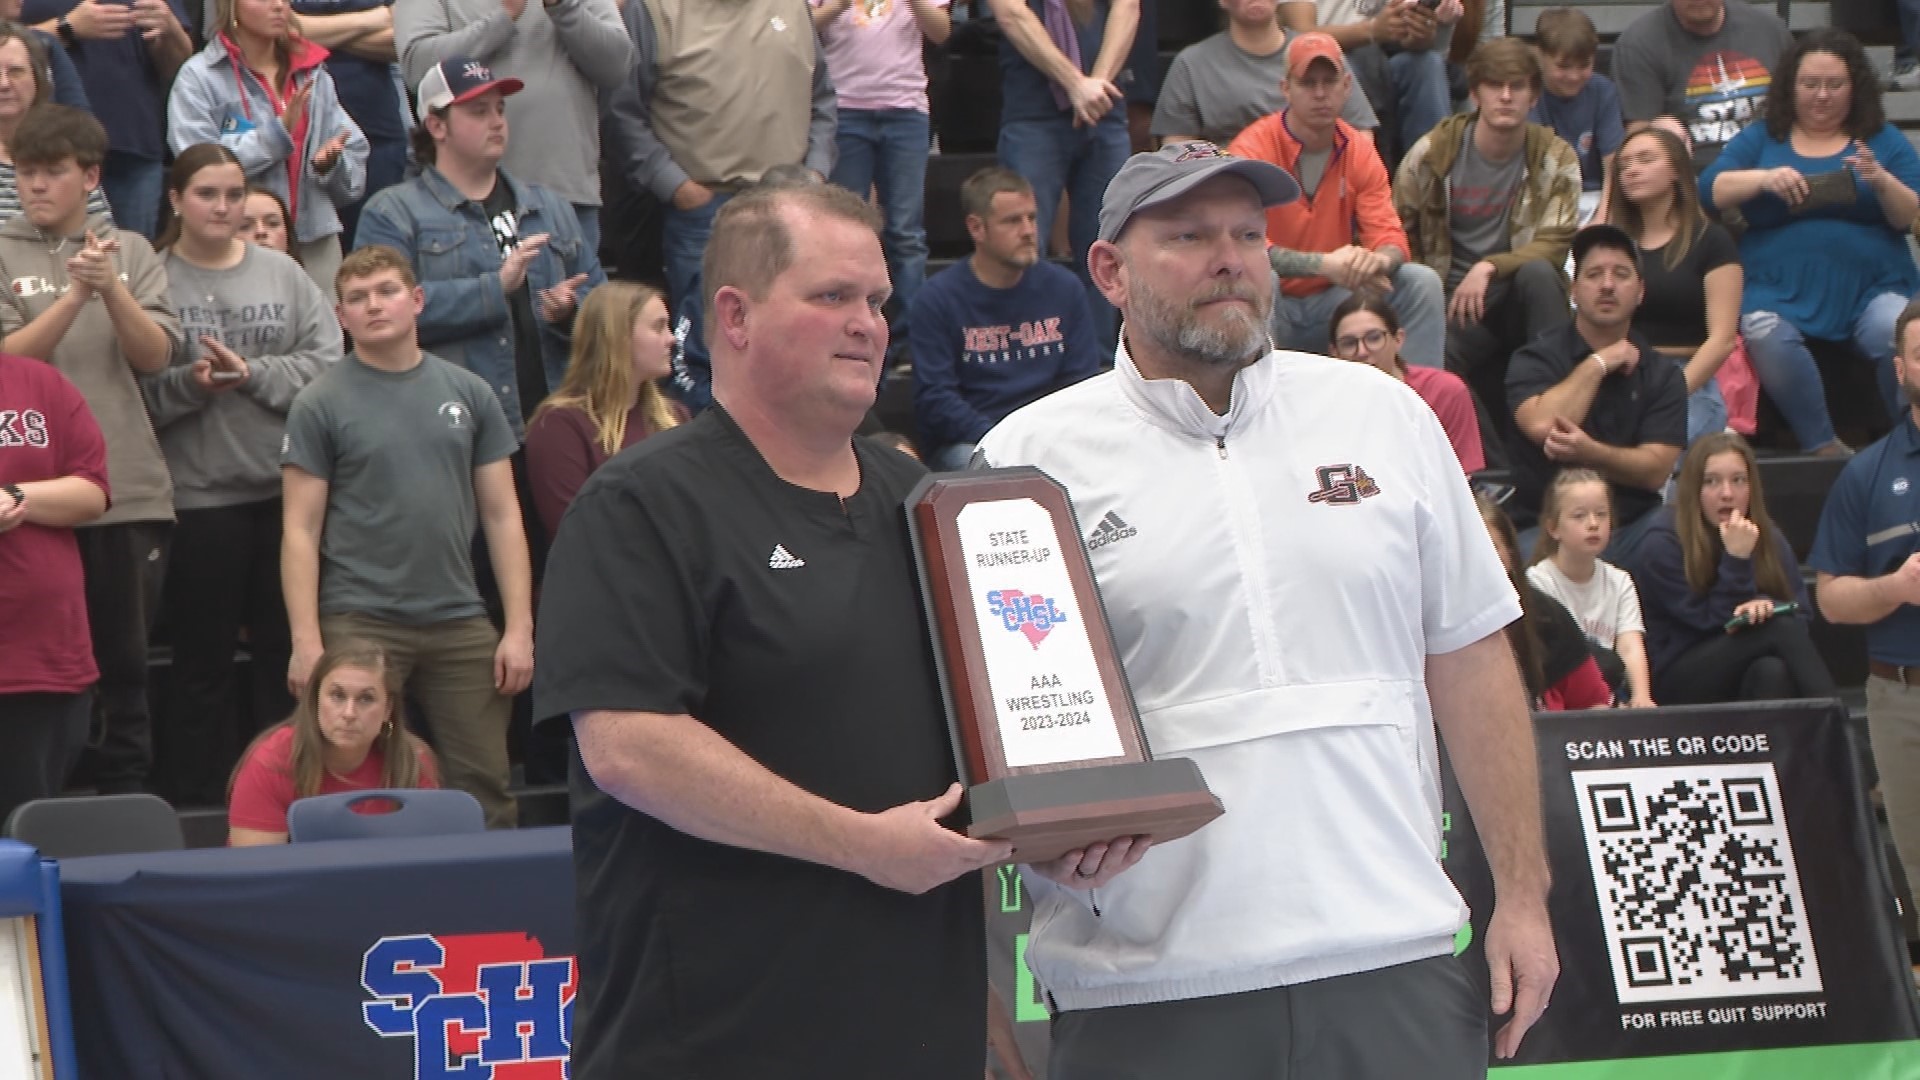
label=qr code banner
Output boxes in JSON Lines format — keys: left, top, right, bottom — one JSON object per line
{"left": 1572, "top": 763, "right": 1823, "bottom": 1005}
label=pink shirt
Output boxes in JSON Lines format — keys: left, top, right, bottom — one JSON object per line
{"left": 812, "top": 0, "right": 948, "bottom": 113}
{"left": 1404, "top": 365, "right": 1486, "bottom": 474}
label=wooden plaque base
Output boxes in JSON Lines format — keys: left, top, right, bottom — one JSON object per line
{"left": 968, "top": 758, "right": 1224, "bottom": 863}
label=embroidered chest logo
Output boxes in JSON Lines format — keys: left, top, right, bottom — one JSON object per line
{"left": 1307, "top": 464, "right": 1381, "bottom": 506}
{"left": 768, "top": 544, "right": 806, "bottom": 569}
{"left": 986, "top": 588, "right": 1067, "bottom": 648}
{"left": 1086, "top": 511, "right": 1136, "bottom": 550}
{"left": 437, "top": 401, "right": 469, "bottom": 429}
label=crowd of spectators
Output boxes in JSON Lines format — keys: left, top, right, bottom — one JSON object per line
{"left": 0, "top": 0, "right": 1916, "bottom": 849}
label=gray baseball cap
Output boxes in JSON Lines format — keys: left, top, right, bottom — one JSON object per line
{"left": 1097, "top": 141, "right": 1300, "bottom": 244}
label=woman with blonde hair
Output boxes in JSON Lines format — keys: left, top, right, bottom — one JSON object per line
{"left": 525, "top": 281, "right": 684, "bottom": 538}
{"left": 226, "top": 639, "right": 439, "bottom": 845}
{"left": 166, "top": 0, "right": 367, "bottom": 296}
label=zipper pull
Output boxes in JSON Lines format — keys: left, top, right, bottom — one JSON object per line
{"left": 1216, "top": 435, "right": 1227, "bottom": 460}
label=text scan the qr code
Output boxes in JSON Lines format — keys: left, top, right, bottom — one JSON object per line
{"left": 1572, "top": 764, "right": 1823, "bottom": 1005}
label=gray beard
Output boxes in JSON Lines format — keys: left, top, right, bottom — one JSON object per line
{"left": 1131, "top": 275, "right": 1272, "bottom": 368}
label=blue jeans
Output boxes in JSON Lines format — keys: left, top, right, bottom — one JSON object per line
{"left": 1741, "top": 291, "right": 1906, "bottom": 450}
{"left": 662, "top": 192, "right": 729, "bottom": 412}
{"left": 1389, "top": 49, "right": 1452, "bottom": 151}
{"left": 1271, "top": 262, "right": 1447, "bottom": 368}
{"left": 999, "top": 114, "right": 1130, "bottom": 344}
{"left": 102, "top": 151, "right": 163, "bottom": 240}
{"left": 832, "top": 108, "right": 930, "bottom": 358}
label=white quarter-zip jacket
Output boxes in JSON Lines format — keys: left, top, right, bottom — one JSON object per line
{"left": 978, "top": 344, "right": 1521, "bottom": 1009}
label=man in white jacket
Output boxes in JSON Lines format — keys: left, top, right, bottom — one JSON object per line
{"left": 977, "top": 141, "right": 1559, "bottom": 1078}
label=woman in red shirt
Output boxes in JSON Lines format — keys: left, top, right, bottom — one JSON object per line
{"left": 227, "top": 639, "right": 437, "bottom": 845}
{"left": 524, "top": 282, "right": 684, "bottom": 539}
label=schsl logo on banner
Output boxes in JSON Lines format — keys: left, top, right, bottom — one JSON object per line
{"left": 362, "top": 932, "right": 576, "bottom": 1078}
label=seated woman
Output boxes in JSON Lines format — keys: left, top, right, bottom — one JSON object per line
{"left": 1700, "top": 29, "right": 1920, "bottom": 455}
{"left": 240, "top": 184, "right": 295, "bottom": 260}
{"left": 1630, "top": 433, "right": 1836, "bottom": 703}
{"left": 525, "top": 282, "right": 684, "bottom": 539}
{"left": 1330, "top": 292, "right": 1485, "bottom": 474}
{"left": 1477, "top": 493, "right": 1613, "bottom": 710}
{"left": 227, "top": 640, "right": 438, "bottom": 845}
{"left": 1608, "top": 125, "right": 1740, "bottom": 445}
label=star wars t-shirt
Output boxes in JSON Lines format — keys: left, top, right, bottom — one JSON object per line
{"left": 1612, "top": 1, "right": 1793, "bottom": 168}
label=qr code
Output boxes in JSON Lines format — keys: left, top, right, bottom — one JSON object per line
{"left": 1572, "top": 764, "right": 1822, "bottom": 1005}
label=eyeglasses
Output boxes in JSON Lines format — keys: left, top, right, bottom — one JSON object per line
{"left": 1333, "top": 328, "right": 1390, "bottom": 355}
{"left": 1795, "top": 76, "right": 1850, "bottom": 94}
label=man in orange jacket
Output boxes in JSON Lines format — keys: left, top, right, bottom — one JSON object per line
{"left": 1227, "top": 32, "right": 1444, "bottom": 367}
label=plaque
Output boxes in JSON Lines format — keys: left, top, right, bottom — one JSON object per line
{"left": 906, "top": 467, "right": 1224, "bottom": 864}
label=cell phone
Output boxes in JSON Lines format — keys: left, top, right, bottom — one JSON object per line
{"left": 211, "top": 370, "right": 244, "bottom": 383}
{"left": 1724, "top": 601, "right": 1799, "bottom": 633}
{"left": 1417, "top": 0, "right": 1441, "bottom": 10}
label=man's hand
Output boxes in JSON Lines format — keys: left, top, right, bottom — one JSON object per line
{"left": 1400, "top": 0, "right": 1440, "bottom": 49}
{"left": 310, "top": 132, "right": 348, "bottom": 173}
{"left": 1596, "top": 338, "right": 1641, "bottom": 376}
{"left": 1486, "top": 899, "right": 1559, "bottom": 1059}
{"left": 1719, "top": 510, "right": 1760, "bottom": 559}
{"left": 670, "top": 180, "right": 714, "bottom": 212}
{"left": 1321, "top": 245, "right": 1392, "bottom": 291}
{"left": 1027, "top": 835, "right": 1151, "bottom": 889}
{"left": 494, "top": 626, "right": 534, "bottom": 695}
{"left": 288, "top": 638, "right": 324, "bottom": 698}
{"left": 130, "top": 0, "right": 179, "bottom": 40}
{"left": 846, "top": 783, "right": 1014, "bottom": 894}
{"left": 64, "top": 232, "right": 120, "bottom": 295}
{"left": 0, "top": 489, "right": 26, "bottom": 534}
{"left": 1067, "top": 74, "right": 1123, "bottom": 128}
{"left": 539, "top": 273, "right": 589, "bottom": 323}
{"left": 498, "top": 233, "right": 549, "bottom": 293}
{"left": 65, "top": 0, "right": 136, "bottom": 39}
{"left": 1448, "top": 261, "right": 1496, "bottom": 325}
{"left": 1370, "top": 0, "right": 1421, "bottom": 46}
{"left": 1542, "top": 416, "right": 1595, "bottom": 463}
{"left": 1886, "top": 553, "right": 1920, "bottom": 606}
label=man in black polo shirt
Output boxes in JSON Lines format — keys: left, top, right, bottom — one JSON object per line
{"left": 533, "top": 184, "right": 1136, "bottom": 1077}
{"left": 1506, "top": 223, "right": 1687, "bottom": 559}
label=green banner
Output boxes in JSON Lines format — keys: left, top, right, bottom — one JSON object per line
{"left": 1493, "top": 1040, "right": 1920, "bottom": 1078}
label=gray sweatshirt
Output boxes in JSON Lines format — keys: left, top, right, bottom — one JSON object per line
{"left": 0, "top": 211, "right": 182, "bottom": 526}
{"left": 396, "top": 0, "right": 632, "bottom": 208}
{"left": 144, "top": 245, "right": 343, "bottom": 510}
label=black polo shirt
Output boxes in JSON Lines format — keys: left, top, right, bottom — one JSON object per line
{"left": 1504, "top": 324, "right": 1688, "bottom": 527}
{"left": 532, "top": 408, "right": 984, "bottom": 1080}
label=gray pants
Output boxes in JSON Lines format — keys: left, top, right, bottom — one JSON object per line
{"left": 1270, "top": 262, "right": 1447, "bottom": 369}
{"left": 1868, "top": 675, "right": 1920, "bottom": 893}
{"left": 1050, "top": 955, "right": 1487, "bottom": 1080}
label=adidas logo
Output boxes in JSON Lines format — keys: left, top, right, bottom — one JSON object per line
{"left": 768, "top": 544, "right": 806, "bottom": 570}
{"left": 1085, "top": 511, "right": 1137, "bottom": 550}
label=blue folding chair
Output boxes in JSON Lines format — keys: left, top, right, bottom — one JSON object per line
{"left": 286, "top": 789, "right": 485, "bottom": 842}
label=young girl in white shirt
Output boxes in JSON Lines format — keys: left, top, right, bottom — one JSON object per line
{"left": 1527, "top": 469, "right": 1656, "bottom": 708}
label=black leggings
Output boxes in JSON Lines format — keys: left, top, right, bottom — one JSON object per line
{"left": 1653, "top": 617, "right": 1837, "bottom": 704}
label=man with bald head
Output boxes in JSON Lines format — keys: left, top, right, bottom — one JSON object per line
{"left": 977, "top": 142, "right": 1559, "bottom": 1077}
{"left": 531, "top": 183, "right": 1142, "bottom": 1078}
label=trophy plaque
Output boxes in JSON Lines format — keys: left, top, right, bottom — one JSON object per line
{"left": 906, "top": 467, "right": 1223, "bottom": 864}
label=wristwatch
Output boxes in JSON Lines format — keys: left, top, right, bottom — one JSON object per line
{"left": 2, "top": 483, "right": 22, "bottom": 508}
{"left": 55, "top": 15, "right": 76, "bottom": 48}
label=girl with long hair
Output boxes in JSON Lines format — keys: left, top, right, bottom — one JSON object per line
{"left": 1476, "top": 493, "right": 1613, "bottom": 711}
{"left": 166, "top": 0, "right": 367, "bottom": 296}
{"left": 240, "top": 183, "right": 295, "bottom": 259}
{"left": 1329, "top": 292, "right": 1486, "bottom": 474}
{"left": 1528, "top": 469, "right": 1654, "bottom": 707}
{"left": 1630, "top": 433, "right": 1835, "bottom": 703}
{"left": 143, "top": 141, "right": 342, "bottom": 806}
{"left": 1607, "top": 125, "right": 1741, "bottom": 444}
{"left": 227, "top": 639, "right": 439, "bottom": 845}
{"left": 524, "top": 281, "right": 684, "bottom": 538}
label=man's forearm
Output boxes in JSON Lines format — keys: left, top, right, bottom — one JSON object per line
{"left": 1269, "top": 247, "right": 1324, "bottom": 278}
{"left": 990, "top": 0, "right": 1084, "bottom": 88}
{"left": 1515, "top": 360, "right": 1605, "bottom": 439}
{"left": 2, "top": 290, "right": 88, "bottom": 360}
{"left": 1817, "top": 572, "right": 1908, "bottom": 625}
{"left": 1429, "top": 632, "right": 1551, "bottom": 903}
{"left": 103, "top": 287, "right": 172, "bottom": 374}
{"left": 1583, "top": 440, "right": 1676, "bottom": 493}
{"left": 16, "top": 476, "right": 106, "bottom": 526}
{"left": 1087, "top": 0, "right": 1137, "bottom": 84}
{"left": 281, "top": 529, "right": 323, "bottom": 646}
{"left": 575, "top": 709, "right": 870, "bottom": 867}
{"left": 481, "top": 508, "right": 534, "bottom": 634}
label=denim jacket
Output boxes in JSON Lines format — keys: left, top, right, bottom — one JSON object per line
{"left": 355, "top": 166, "right": 606, "bottom": 438}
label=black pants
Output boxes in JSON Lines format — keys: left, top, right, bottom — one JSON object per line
{"left": 75, "top": 520, "right": 170, "bottom": 793}
{"left": 1654, "top": 617, "right": 1838, "bottom": 704}
{"left": 0, "top": 691, "right": 90, "bottom": 824}
{"left": 1446, "top": 260, "right": 1571, "bottom": 448}
{"left": 156, "top": 500, "right": 292, "bottom": 807}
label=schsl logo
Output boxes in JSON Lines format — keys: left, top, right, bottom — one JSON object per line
{"left": 987, "top": 588, "right": 1067, "bottom": 648}
{"left": 362, "top": 931, "right": 576, "bottom": 1079}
